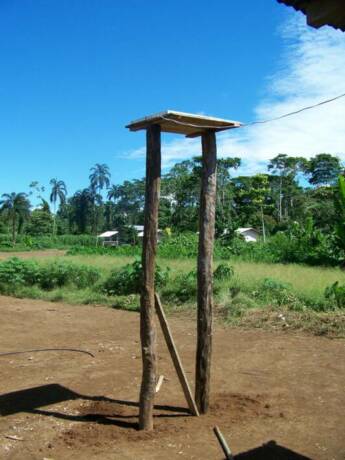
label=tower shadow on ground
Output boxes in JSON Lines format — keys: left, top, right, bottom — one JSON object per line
{"left": 233, "top": 440, "right": 312, "bottom": 459}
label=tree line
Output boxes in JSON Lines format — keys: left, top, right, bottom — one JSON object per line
{"left": 0, "top": 153, "right": 343, "bottom": 244}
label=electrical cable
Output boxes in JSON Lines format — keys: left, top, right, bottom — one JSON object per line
{"left": 0, "top": 348, "right": 95, "bottom": 358}
{"left": 160, "top": 92, "right": 345, "bottom": 130}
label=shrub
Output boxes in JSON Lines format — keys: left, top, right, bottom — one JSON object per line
{"left": 66, "top": 245, "right": 141, "bottom": 257}
{"left": 214, "top": 263, "right": 234, "bottom": 280}
{"left": 70, "top": 264, "right": 101, "bottom": 289}
{"left": 162, "top": 269, "right": 197, "bottom": 303}
{"left": 261, "top": 277, "right": 291, "bottom": 292}
{"left": 158, "top": 233, "right": 198, "bottom": 258}
{"left": 268, "top": 221, "right": 341, "bottom": 266}
{"left": 325, "top": 281, "right": 345, "bottom": 308}
{"left": 38, "top": 261, "right": 101, "bottom": 290}
{"left": 252, "top": 277, "right": 302, "bottom": 309}
{"left": 103, "top": 260, "right": 169, "bottom": 295}
{"left": 0, "top": 257, "right": 40, "bottom": 287}
{"left": 0, "top": 234, "right": 13, "bottom": 249}
{"left": 38, "top": 262, "right": 74, "bottom": 289}
{"left": 0, "top": 234, "right": 97, "bottom": 251}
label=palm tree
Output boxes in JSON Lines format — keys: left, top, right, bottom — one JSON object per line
{"left": 49, "top": 179, "right": 67, "bottom": 235}
{"left": 107, "top": 184, "right": 118, "bottom": 202}
{"left": 89, "top": 164, "right": 111, "bottom": 233}
{"left": 0, "top": 193, "right": 30, "bottom": 244}
{"left": 89, "top": 163, "right": 111, "bottom": 193}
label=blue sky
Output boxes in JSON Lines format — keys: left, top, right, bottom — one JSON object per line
{"left": 0, "top": 1, "right": 344, "bottom": 202}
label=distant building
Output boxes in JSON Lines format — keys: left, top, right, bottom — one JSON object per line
{"left": 97, "top": 230, "right": 119, "bottom": 246}
{"left": 235, "top": 227, "right": 260, "bottom": 243}
{"left": 131, "top": 225, "right": 145, "bottom": 238}
{"left": 131, "top": 225, "right": 163, "bottom": 242}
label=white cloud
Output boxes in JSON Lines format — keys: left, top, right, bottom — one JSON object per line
{"left": 127, "top": 16, "right": 345, "bottom": 175}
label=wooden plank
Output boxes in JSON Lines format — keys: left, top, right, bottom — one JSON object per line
{"left": 154, "top": 293, "right": 200, "bottom": 417}
{"left": 195, "top": 130, "right": 217, "bottom": 414}
{"left": 139, "top": 124, "right": 161, "bottom": 431}
{"left": 155, "top": 375, "right": 164, "bottom": 393}
{"left": 213, "top": 426, "right": 234, "bottom": 460}
{"left": 186, "top": 127, "right": 230, "bottom": 138}
{"left": 126, "top": 110, "right": 241, "bottom": 136}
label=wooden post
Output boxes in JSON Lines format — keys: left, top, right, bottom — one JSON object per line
{"left": 155, "top": 294, "right": 200, "bottom": 416}
{"left": 213, "top": 426, "right": 234, "bottom": 460}
{"left": 195, "top": 130, "right": 217, "bottom": 414}
{"left": 139, "top": 124, "right": 161, "bottom": 431}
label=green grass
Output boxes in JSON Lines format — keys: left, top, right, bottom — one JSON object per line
{"left": 158, "top": 258, "right": 345, "bottom": 306}
{"left": 227, "top": 260, "right": 345, "bottom": 305}
{"left": 1, "top": 251, "right": 344, "bottom": 336}
{"left": 9, "top": 252, "right": 345, "bottom": 306}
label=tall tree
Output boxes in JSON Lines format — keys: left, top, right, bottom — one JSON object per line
{"left": 234, "top": 175, "right": 273, "bottom": 241}
{"left": 215, "top": 157, "right": 241, "bottom": 235}
{"left": 89, "top": 164, "right": 111, "bottom": 233}
{"left": 334, "top": 175, "right": 345, "bottom": 260}
{"left": 49, "top": 179, "right": 67, "bottom": 235}
{"left": 29, "top": 181, "right": 45, "bottom": 201}
{"left": 164, "top": 159, "right": 200, "bottom": 231}
{"left": 89, "top": 163, "right": 111, "bottom": 193}
{"left": 304, "top": 153, "right": 342, "bottom": 187}
{"left": 0, "top": 193, "right": 30, "bottom": 244}
{"left": 69, "top": 188, "right": 94, "bottom": 234}
{"left": 108, "top": 179, "right": 145, "bottom": 225}
{"left": 251, "top": 174, "right": 272, "bottom": 242}
{"left": 268, "top": 154, "right": 306, "bottom": 221}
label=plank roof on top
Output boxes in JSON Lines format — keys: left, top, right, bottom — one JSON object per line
{"left": 126, "top": 110, "right": 242, "bottom": 138}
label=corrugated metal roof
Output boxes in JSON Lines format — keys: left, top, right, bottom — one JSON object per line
{"left": 235, "top": 228, "right": 259, "bottom": 234}
{"left": 98, "top": 231, "right": 118, "bottom": 238}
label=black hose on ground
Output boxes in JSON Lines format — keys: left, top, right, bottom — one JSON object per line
{"left": 0, "top": 348, "right": 95, "bottom": 358}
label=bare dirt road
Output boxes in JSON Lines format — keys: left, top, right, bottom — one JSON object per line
{"left": 0, "top": 295, "right": 344, "bottom": 459}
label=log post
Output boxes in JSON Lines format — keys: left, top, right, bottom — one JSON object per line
{"left": 139, "top": 124, "right": 161, "bottom": 430}
{"left": 155, "top": 293, "right": 200, "bottom": 416}
{"left": 195, "top": 130, "right": 217, "bottom": 414}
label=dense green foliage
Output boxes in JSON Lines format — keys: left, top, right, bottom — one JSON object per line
{"left": 66, "top": 244, "right": 141, "bottom": 257}
{"left": 1, "top": 255, "right": 344, "bottom": 318}
{"left": 65, "top": 229, "right": 342, "bottom": 267}
{"left": 0, "top": 257, "right": 40, "bottom": 287}
{"left": 0, "top": 234, "right": 96, "bottom": 250}
{"left": 0, "top": 155, "right": 344, "bottom": 268}
{"left": 102, "top": 260, "right": 169, "bottom": 295}
{"left": 213, "top": 263, "right": 234, "bottom": 280}
{"left": 38, "top": 261, "right": 100, "bottom": 290}
{"left": 325, "top": 282, "right": 345, "bottom": 308}
{"left": 0, "top": 257, "right": 100, "bottom": 292}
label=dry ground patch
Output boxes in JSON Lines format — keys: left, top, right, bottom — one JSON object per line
{"left": 0, "top": 295, "right": 344, "bottom": 459}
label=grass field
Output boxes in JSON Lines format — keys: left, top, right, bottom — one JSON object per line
{"left": 2, "top": 251, "right": 345, "bottom": 337}
{"left": 38, "top": 253, "right": 345, "bottom": 304}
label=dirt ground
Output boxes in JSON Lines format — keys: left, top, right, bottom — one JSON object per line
{"left": 0, "top": 296, "right": 344, "bottom": 459}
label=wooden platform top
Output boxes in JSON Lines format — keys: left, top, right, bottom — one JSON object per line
{"left": 126, "top": 110, "right": 242, "bottom": 138}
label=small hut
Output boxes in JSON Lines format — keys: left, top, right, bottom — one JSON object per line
{"left": 235, "top": 227, "right": 260, "bottom": 243}
{"left": 97, "top": 230, "right": 119, "bottom": 247}
{"left": 126, "top": 110, "right": 241, "bottom": 430}
{"left": 132, "top": 225, "right": 163, "bottom": 242}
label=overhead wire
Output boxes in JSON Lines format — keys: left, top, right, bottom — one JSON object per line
{"left": 243, "top": 92, "right": 345, "bottom": 127}
{"left": 160, "top": 92, "right": 345, "bottom": 131}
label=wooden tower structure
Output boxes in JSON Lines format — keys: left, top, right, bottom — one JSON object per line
{"left": 126, "top": 110, "right": 241, "bottom": 430}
